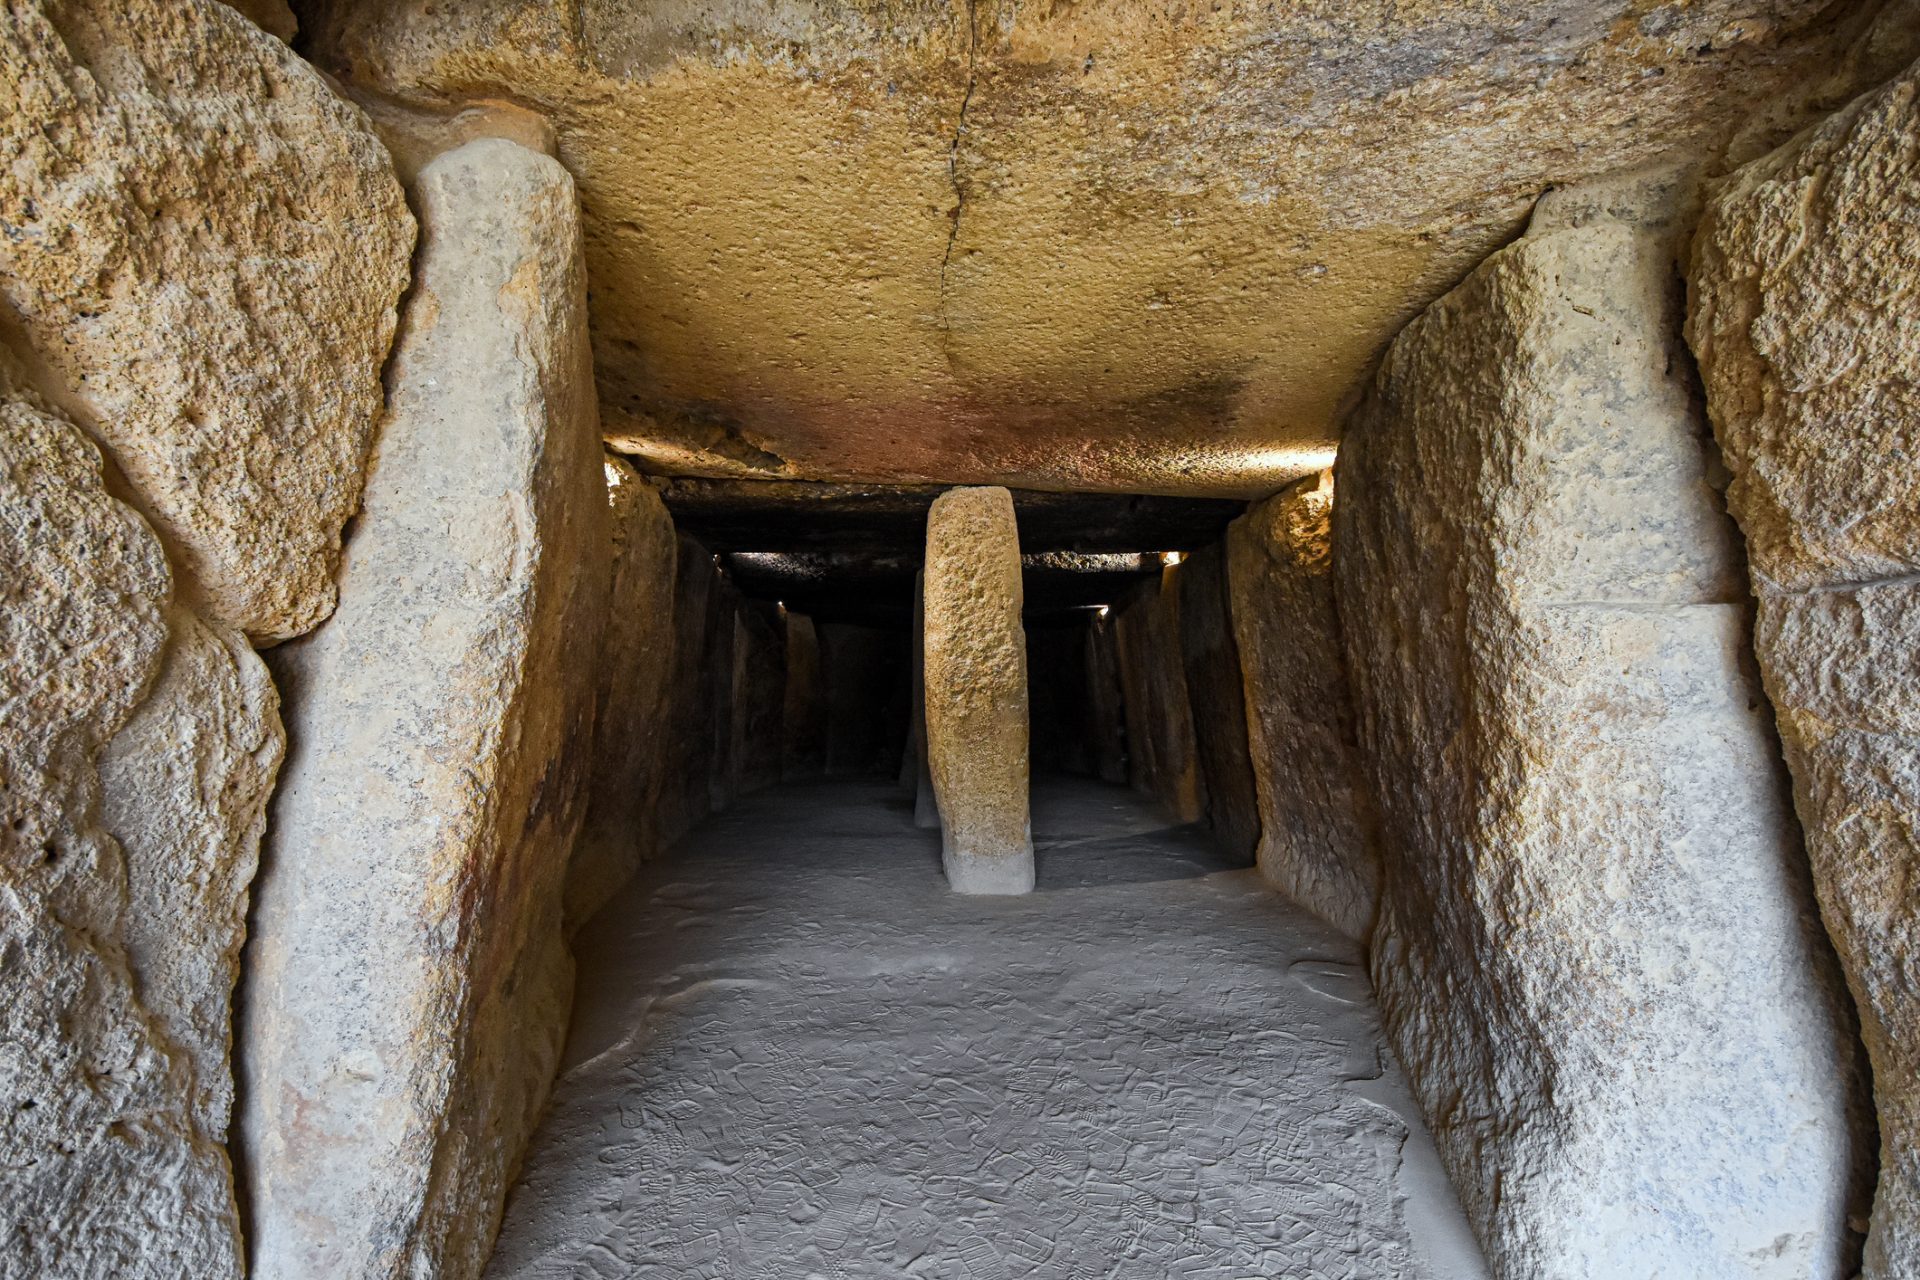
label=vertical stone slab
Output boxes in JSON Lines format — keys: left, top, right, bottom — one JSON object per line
{"left": 1688, "top": 61, "right": 1920, "bottom": 1278}
{"left": 0, "top": 358, "right": 247, "bottom": 1279}
{"left": 923, "top": 487, "right": 1034, "bottom": 894}
{"left": 706, "top": 585, "right": 740, "bottom": 812}
{"left": 1085, "top": 614, "right": 1128, "bottom": 785}
{"left": 0, "top": 0, "right": 413, "bottom": 642}
{"left": 1336, "top": 191, "right": 1864, "bottom": 1278}
{"left": 1113, "top": 573, "right": 1207, "bottom": 823}
{"left": 240, "top": 138, "right": 608, "bottom": 1280}
{"left": 911, "top": 571, "right": 940, "bottom": 827}
{"left": 1226, "top": 470, "right": 1380, "bottom": 938}
{"left": 782, "top": 611, "right": 828, "bottom": 780}
{"left": 567, "top": 454, "right": 678, "bottom": 927}
{"left": 1177, "top": 543, "right": 1259, "bottom": 861}
{"left": 657, "top": 536, "right": 718, "bottom": 845}
{"left": 735, "top": 604, "right": 787, "bottom": 794}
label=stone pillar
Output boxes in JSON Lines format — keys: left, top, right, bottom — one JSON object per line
{"left": 1688, "top": 60, "right": 1920, "bottom": 1279}
{"left": 1225, "top": 470, "right": 1379, "bottom": 938}
{"left": 923, "top": 486, "right": 1033, "bottom": 894}
{"left": 1177, "top": 543, "right": 1259, "bottom": 861}
{"left": 1336, "top": 178, "right": 1863, "bottom": 1277}
{"left": 1085, "top": 614, "right": 1128, "bottom": 785}
{"left": 567, "top": 454, "right": 679, "bottom": 927}
{"left": 1113, "top": 572, "right": 1207, "bottom": 823}
{"left": 911, "top": 570, "right": 940, "bottom": 827}
{"left": 240, "top": 138, "right": 609, "bottom": 1280}
{"left": 781, "top": 611, "right": 828, "bottom": 779}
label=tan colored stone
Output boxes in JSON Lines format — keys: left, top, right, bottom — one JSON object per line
{"left": 1336, "top": 187, "right": 1867, "bottom": 1277}
{"left": 567, "top": 454, "right": 680, "bottom": 928}
{"left": 239, "top": 137, "right": 607, "bottom": 1280}
{"left": 300, "top": 0, "right": 1913, "bottom": 497}
{"left": 0, "top": 0, "right": 413, "bottom": 642}
{"left": 1226, "top": 470, "right": 1378, "bottom": 938}
{"left": 100, "top": 604, "right": 282, "bottom": 1142}
{"left": 1176, "top": 543, "right": 1258, "bottom": 860}
{"left": 1113, "top": 571, "right": 1206, "bottom": 823}
{"left": 0, "top": 356, "right": 243, "bottom": 1279}
{"left": 924, "top": 486, "right": 1032, "bottom": 894}
{"left": 1687, "top": 60, "right": 1920, "bottom": 1278}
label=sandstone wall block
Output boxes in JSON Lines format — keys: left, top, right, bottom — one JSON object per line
{"left": 1177, "top": 543, "right": 1259, "bottom": 861}
{"left": 1337, "top": 195, "right": 1866, "bottom": 1277}
{"left": 567, "top": 454, "right": 679, "bottom": 927}
{"left": 1226, "top": 470, "right": 1379, "bottom": 938}
{"left": 239, "top": 137, "right": 608, "bottom": 1280}
{"left": 0, "top": 358, "right": 247, "bottom": 1279}
{"left": 0, "top": 0, "right": 413, "bottom": 641}
{"left": 1114, "top": 573, "right": 1206, "bottom": 823}
{"left": 1688, "top": 60, "right": 1920, "bottom": 1277}
{"left": 923, "top": 486, "right": 1033, "bottom": 894}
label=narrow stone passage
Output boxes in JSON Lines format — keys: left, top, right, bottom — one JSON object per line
{"left": 485, "top": 779, "right": 1487, "bottom": 1279}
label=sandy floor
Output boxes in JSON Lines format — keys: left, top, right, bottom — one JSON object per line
{"left": 486, "top": 777, "right": 1488, "bottom": 1279}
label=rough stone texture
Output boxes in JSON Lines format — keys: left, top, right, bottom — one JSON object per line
{"left": 1085, "top": 616, "right": 1129, "bottom": 786}
{"left": 99, "top": 605, "right": 283, "bottom": 1144}
{"left": 0, "top": 355, "right": 249, "bottom": 1279}
{"left": 239, "top": 138, "right": 608, "bottom": 1280}
{"left": 782, "top": 611, "right": 829, "bottom": 781}
{"left": 923, "top": 487, "right": 1033, "bottom": 894}
{"left": 567, "top": 455, "right": 680, "bottom": 928}
{"left": 1176, "top": 543, "right": 1259, "bottom": 861}
{"left": 297, "top": 0, "right": 1917, "bottom": 497}
{"left": 1687, "top": 61, "right": 1920, "bottom": 1279}
{"left": 734, "top": 604, "right": 787, "bottom": 795}
{"left": 0, "top": 0, "right": 413, "bottom": 642}
{"left": 1335, "top": 191, "right": 1868, "bottom": 1278}
{"left": 1114, "top": 572, "right": 1207, "bottom": 824}
{"left": 1227, "top": 471, "right": 1380, "bottom": 939}
{"left": 658, "top": 536, "right": 721, "bottom": 846}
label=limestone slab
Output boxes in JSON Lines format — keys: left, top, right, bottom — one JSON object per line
{"left": 567, "top": 454, "right": 679, "bottom": 927}
{"left": 0, "top": 0, "right": 412, "bottom": 641}
{"left": 1336, "top": 194, "right": 1866, "bottom": 1277}
{"left": 1687, "top": 60, "right": 1920, "bottom": 1278}
{"left": 0, "top": 356, "right": 245, "bottom": 1279}
{"left": 239, "top": 137, "right": 607, "bottom": 1280}
{"left": 1084, "top": 616, "right": 1129, "bottom": 787}
{"left": 1177, "top": 543, "right": 1259, "bottom": 861}
{"left": 923, "top": 487, "right": 1033, "bottom": 894}
{"left": 1226, "top": 470, "right": 1379, "bottom": 938}
{"left": 1114, "top": 573, "right": 1206, "bottom": 823}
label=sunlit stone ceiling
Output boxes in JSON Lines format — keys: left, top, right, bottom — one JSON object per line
{"left": 297, "top": 0, "right": 1911, "bottom": 496}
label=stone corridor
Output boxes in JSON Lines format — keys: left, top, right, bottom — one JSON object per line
{"left": 484, "top": 779, "right": 1486, "bottom": 1279}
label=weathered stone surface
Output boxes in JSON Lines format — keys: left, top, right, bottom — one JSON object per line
{"left": 0, "top": 0, "right": 413, "bottom": 642}
{"left": 297, "top": 0, "right": 1912, "bottom": 497}
{"left": 100, "top": 605, "right": 282, "bottom": 1144}
{"left": 239, "top": 137, "right": 607, "bottom": 1280}
{"left": 659, "top": 536, "right": 721, "bottom": 845}
{"left": 1176, "top": 544, "right": 1258, "bottom": 861}
{"left": 782, "top": 611, "right": 829, "bottom": 781}
{"left": 0, "top": 356, "right": 245, "bottom": 1279}
{"left": 1084, "top": 615, "right": 1129, "bottom": 786}
{"left": 923, "top": 487, "right": 1033, "bottom": 894}
{"left": 1687, "top": 61, "right": 1920, "bottom": 1278}
{"left": 1335, "top": 192, "right": 1868, "bottom": 1277}
{"left": 1226, "top": 470, "right": 1379, "bottom": 939}
{"left": 567, "top": 454, "right": 679, "bottom": 928}
{"left": 1113, "top": 572, "right": 1206, "bottom": 823}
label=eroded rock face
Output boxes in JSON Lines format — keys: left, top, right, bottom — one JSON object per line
{"left": 568, "top": 454, "right": 680, "bottom": 928}
{"left": 1336, "top": 188, "right": 1868, "bottom": 1277}
{"left": 0, "top": 358, "right": 246, "bottom": 1279}
{"left": 1227, "top": 470, "right": 1378, "bottom": 938}
{"left": 295, "top": 0, "right": 1912, "bottom": 497}
{"left": 1176, "top": 544, "right": 1259, "bottom": 861}
{"left": 240, "top": 137, "right": 607, "bottom": 1280}
{"left": 0, "top": 0, "right": 413, "bottom": 642}
{"left": 924, "top": 486, "right": 1033, "bottom": 894}
{"left": 1688, "top": 60, "right": 1920, "bottom": 1278}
